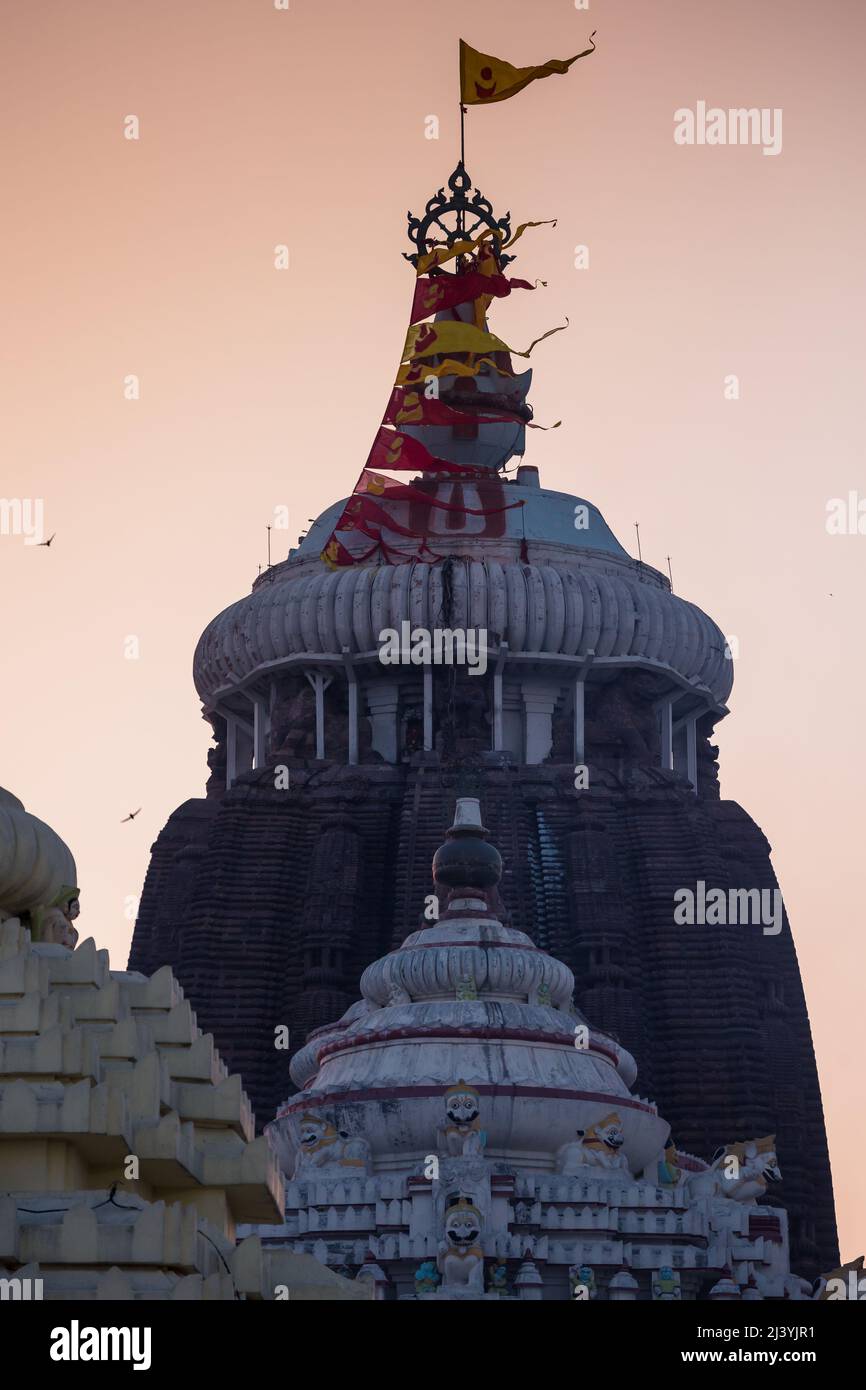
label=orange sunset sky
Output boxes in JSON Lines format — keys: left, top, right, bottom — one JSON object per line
{"left": 1, "top": 0, "right": 864, "bottom": 1261}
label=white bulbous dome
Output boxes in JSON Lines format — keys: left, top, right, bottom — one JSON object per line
{"left": 0, "top": 789, "right": 77, "bottom": 916}
{"left": 272, "top": 893, "right": 666, "bottom": 1176}
{"left": 192, "top": 480, "right": 733, "bottom": 711}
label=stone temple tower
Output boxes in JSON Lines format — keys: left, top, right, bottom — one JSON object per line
{"left": 129, "top": 163, "right": 837, "bottom": 1279}
{"left": 252, "top": 799, "right": 811, "bottom": 1302}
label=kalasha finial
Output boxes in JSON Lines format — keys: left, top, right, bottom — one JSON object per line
{"left": 404, "top": 163, "right": 514, "bottom": 269}
{"left": 432, "top": 799, "right": 502, "bottom": 914}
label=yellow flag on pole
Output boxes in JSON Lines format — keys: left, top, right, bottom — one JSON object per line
{"left": 402, "top": 319, "right": 567, "bottom": 364}
{"left": 402, "top": 321, "right": 510, "bottom": 362}
{"left": 459, "top": 34, "right": 596, "bottom": 105}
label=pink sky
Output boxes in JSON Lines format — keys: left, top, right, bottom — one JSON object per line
{"left": 1, "top": 0, "right": 863, "bottom": 1261}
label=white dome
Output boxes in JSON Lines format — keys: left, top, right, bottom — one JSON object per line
{"left": 361, "top": 917, "right": 575, "bottom": 1010}
{"left": 271, "top": 904, "right": 666, "bottom": 1174}
{"left": 0, "top": 789, "right": 77, "bottom": 916}
{"left": 193, "top": 555, "right": 732, "bottom": 706}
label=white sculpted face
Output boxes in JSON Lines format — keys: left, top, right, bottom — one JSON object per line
{"left": 445, "top": 1208, "right": 480, "bottom": 1248}
{"left": 300, "top": 1118, "right": 326, "bottom": 1150}
{"left": 447, "top": 1090, "right": 479, "bottom": 1126}
{"left": 598, "top": 1120, "right": 624, "bottom": 1152}
{"left": 759, "top": 1149, "right": 781, "bottom": 1183}
{"left": 720, "top": 1138, "right": 781, "bottom": 1189}
{"left": 742, "top": 1143, "right": 780, "bottom": 1184}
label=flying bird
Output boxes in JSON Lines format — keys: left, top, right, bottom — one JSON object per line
{"left": 121, "top": 808, "right": 142, "bottom": 823}
{"left": 37, "top": 533, "right": 56, "bottom": 547}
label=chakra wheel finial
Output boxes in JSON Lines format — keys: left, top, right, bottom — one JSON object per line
{"left": 404, "top": 163, "right": 514, "bottom": 269}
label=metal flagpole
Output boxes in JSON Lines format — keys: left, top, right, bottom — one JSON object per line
{"left": 458, "top": 103, "right": 467, "bottom": 235}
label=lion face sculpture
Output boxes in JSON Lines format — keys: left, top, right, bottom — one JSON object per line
{"left": 291, "top": 1112, "right": 370, "bottom": 1178}
{"left": 585, "top": 1113, "right": 625, "bottom": 1154}
{"left": 437, "top": 1198, "right": 485, "bottom": 1290}
{"left": 298, "top": 1114, "right": 334, "bottom": 1153}
{"left": 444, "top": 1201, "right": 481, "bottom": 1249}
{"left": 722, "top": 1136, "right": 780, "bottom": 1184}
{"left": 755, "top": 1144, "right": 781, "bottom": 1185}
{"left": 445, "top": 1082, "right": 480, "bottom": 1129}
{"left": 710, "top": 1134, "right": 781, "bottom": 1204}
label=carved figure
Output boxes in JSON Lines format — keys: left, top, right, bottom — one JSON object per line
{"left": 29, "top": 885, "right": 80, "bottom": 949}
{"left": 569, "top": 1264, "right": 596, "bottom": 1299}
{"left": 657, "top": 1140, "right": 683, "bottom": 1186}
{"left": 414, "top": 1260, "right": 441, "bottom": 1295}
{"left": 455, "top": 973, "right": 477, "bottom": 1001}
{"left": 270, "top": 684, "right": 316, "bottom": 759}
{"left": 556, "top": 1112, "right": 630, "bottom": 1173}
{"left": 386, "top": 979, "right": 411, "bottom": 1005}
{"left": 652, "top": 1266, "right": 681, "bottom": 1300}
{"left": 437, "top": 1081, "right": 485, "bottom": 1156}
{"left": 709, "top": 1136, "right": 781, "bottom": 1204}
{"left": 292, "top": 1112, "right": 370, "bottom": 1177}
{"left": 584, "top": 671, "right": 664, "bottom": 764}
{"left": 687, "top": 1135, "right": 781, "bottom": 1205}
{"left": 437, "top": 1199, "right": 484, "bottom": 1291}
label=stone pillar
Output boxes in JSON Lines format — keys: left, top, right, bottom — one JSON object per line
{"left": 224, "top": 713, "right": 254, "bottom": 786}
{"left": 686, "top": 715, "right": 698, "bottom": 794}
{"left": 673, "top": 723, "right": 688, "bottom": 780}
{"left": 501, "top": 683, "right": 523, "bottom": 760}
{"left": 573, "top": 677, "right": 585, "bottom": 766}
{"left": 252, "top": 697, "right": 268, "bottom": 770}
{"left": 226, "top": 716, "right": 237, "bottom": 789}
{"left": 304, "top": 671, "right": 332, "bottom": 761}
{"left": 492, "top": 643, "right": 509, "bottom": 751}
{"left": 521, "top": 680, "right": 560, "bottom": 766}
{"left": 659, "top": 697, "right": 674, "bottom": 771}
{"left": 236, "top": 725, "right": 253, "bottom": 779}
{"left": 342, "top": 649, "right": 358, "bottom": 766}
{"left": 423, "top": 668, "right": 433, "bottom": 752}
{"left": 365, "top": 682, "right": 400, "bottom": 764}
